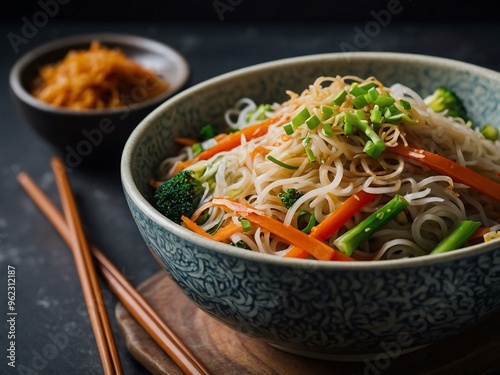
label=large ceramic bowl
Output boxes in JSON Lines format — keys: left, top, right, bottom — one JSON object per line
{"left": 121, "top": 52, "right": 500, "bottom": 361}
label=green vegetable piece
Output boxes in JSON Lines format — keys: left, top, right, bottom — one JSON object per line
{"left": 238, "top": 217, "right": 253, "bottom": 232}
{"left": 332, "top": 90, "right": 348, "bottom": 105}
{"left": 423, "top": 86, "right": 469, "bottom": 121}
{"left": 245, "top": 103, "right": 273, "bottom": 122}
{"left": 267, "top": 155, "right": 299, "bottom": 170}
{"left": 279, "top": 188, "right": 304, "bottom": 209}
{"left": 198, "top": 123, "right": 217, "bottom": 142}
{"left": 298, "top": 210, "right": 317, "bottom": 234}
{"left": 292, "top": 107, "right": 310, "bottom": 127}
{"left": 323, "top": 122, "right": 334, "bottom": 137}
{"left": 364, "top": 88, "right": 380, "bottom": 103}
{"left": 191, "top": 143, "right": 203, "bottom": 155}
{"left": 430, "top": 220, "right": 481, "bottom": 254}
{"left": 359, "top": 82, "right": 378, "bottom": 91}
{"left": 399, "top": 99, "right": 412, "bottom": 110}
{"left": 355, "top": 109, "right": 367, "bottom": 120}
{"left": 349, "top": 82, "right": 368, "bottom": 97}
{"left": 352, "top": 95, "right": 368, "bottom": 109}
{"left": 374, "top": 93, "right": 396, "bottom": 108}
{"left": 344, "top": 112, "right": 385, "bottom": 158}
{"left": 333, "top": 195, "right": 409, "bottom": 256}
{"left": 283, "top": 123, "right": 294, "bottom": 135}
{"left": 230, "top": 240, "right": 251, "bottom": 249}
{"left": 306, "top": 114, "right": 321, "bottom": 130}
{"left": 370, "top": 107, "right": 383, "bottom": 124}
{"left": 343, "top": 121, "right": 352, "bottom": 135}
{"left": 320, "top": 105, "right": 336, "bottom": 121}
{"left": 481, "top": 124, "right": 499, "bottom": 141}
{"left": 306, "top": 148, "right": 316, "bottom": 163}
{"left": 302, "top": 131, "right": 311, "bottom": 147}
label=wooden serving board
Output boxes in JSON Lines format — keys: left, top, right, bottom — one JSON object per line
{"left": 115, "top": 270, "right": 500, "bottom": 375}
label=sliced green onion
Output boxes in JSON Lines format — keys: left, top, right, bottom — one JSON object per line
{"left": 298, "top": 210, "right": 317, "bottom": 234}
{"left": 481, "top": 124, "right": 499, "bottom": 141}
{"left": 333, "top": 195, "right": 409, "bottom": 256}
{"left": 302, "top": 131, "right": 311, "bottom": 147}
{"left": 370, "top": 107, "right": 383, "bottom": 124}
{"left": 306, "top": 114, "right": 321, "bottom": 130}
{"left": 344, "top": 112, "right": 385, "bottom": 158}
{"left": 323, "top": 122, "right": 334, "bottom": 137}
{"left": 430, "top": 220, "right": 481, "bottom": 254}
{"left": 359, "top": 82, "right": 378, "bottom": 91}
{"left": 305, "top": 148, "right": 316, "bottom": 163}
{"left": 291, "top": 107, "right": 310, "bottom": 127}
{"left": 355, "top": 109, "right": 367, "bottom": 120}
{"left": 320, "top": 105, "right": 336, "bottom": 121}
{"left": 283, "top": 123, "right": 294, "bottom": 135}
{"left": 365, "top": 87, "right": 380, "bottom": 103}
{"left": 238, "top": 217, "right": 253, "bottom": 232}
{"left": 267, "top": 155, "right": 299, "bottom": 170}
{"left": 343, "top": 121, "right": 352, "bottom": 135}
{"left": 352, "top": 95, "right": 368, "bottom": 109}
{"left": 349, "top": 82, "right": 367, "bottom": 97}
{"left": 399, "top": 99, "right": 412, "bottom": 110}
{"left": 332, "top": 90, "right": 348, "bottom": 105}
{"left": 206, "top": 217, "right": 224, "bottom": 235}
{"left": 374, "top": 93, "right": 396, "bottom": 108}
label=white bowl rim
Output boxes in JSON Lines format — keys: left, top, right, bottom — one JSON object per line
{"left": 9, "top": 32, "right": 190, "bottom": 116}
{"left": 121, "top": 51, "right": 500, "bottom": 271}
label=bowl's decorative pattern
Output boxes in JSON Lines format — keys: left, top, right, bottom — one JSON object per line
{"left": 122, "top": 52, "right": 500, "bottom": 359}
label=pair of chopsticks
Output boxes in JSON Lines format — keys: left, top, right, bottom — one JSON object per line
{"left": 17, "top": 157, "right": 210, "bottom": 375}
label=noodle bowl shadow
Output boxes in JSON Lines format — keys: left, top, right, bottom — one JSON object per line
{"left": 9, "top": 33, "right": 190, "bottom": 170}
{"left": 121, "top": 52, "right": 500, "bottom": 361}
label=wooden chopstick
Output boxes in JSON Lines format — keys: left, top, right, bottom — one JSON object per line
{"left": 49, "top": 157, "right": 123, "bottom": 375}
{"left": 17, "top": 170, "right": 211, "bottom": 375}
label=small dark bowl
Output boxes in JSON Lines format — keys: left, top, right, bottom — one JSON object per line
{"left": 9, "top": 33, "right": 190, "bottom": 169}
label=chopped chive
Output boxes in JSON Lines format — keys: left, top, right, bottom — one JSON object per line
{"left": 320, "top": 105, "right": 336, "bottom": 121}
{"left": 305, "top": 148, "right": 316, "bottom": 163}
{"left": 481, "top": 124, "right": 499, "bottom": 141}
{"left": 343, "top": 121, "right": 352, "bottom": 135}
{"left": 370, "top": 107, "right": 383, "bottom": 124}
{"left": 360, "top": 82, "right": 378, "bottom": 90}
{"left": 400, "top": 99, "right": 412, "bottom": 110}
{"left": 302, "top": 131, "right": 311, "bottom": 147}
{"left": 283, "top": 123, "right": 294, "bottom": 135}
{"left": 374, "top": 93, "right": 395, "bottom": 108}
{"left": 344, "top": 112, "right": 386, "bottom": 157}
{"left": 350, "top": 82, "right": 368, "bottom": 97}
{"left": 306, "top": 114, "right": 321, "bottom": 130}
{"left": 267, "top": 155, "right": 299, "bottom": 170}
{"left": 332, "top": 90, "right": 348, "bottom": 105}
{"left": 352, "top": 95, "right": 368, "bottom": 109}
{"left": 323, "top": 122, "right": 334, "bottom": 136}
{"left": 333, "top": 195, "right": 409, "bottom": 256}
{"left": 298, "top": 210, "right": 317, "bottom": 234}
{"left": 291, "top": 107, "right": 310, "bottom": 127}
{"left": 365, "top": 87, "right": 380, "bottom": 103}
{"left": 355, "top": 109, "right": 367, "bottom": 120}
{"left": 239, "top": 217, "right": 253, "bottom": 232}
{"left": 430, "top": 220, "right": 481, "bottom": 254}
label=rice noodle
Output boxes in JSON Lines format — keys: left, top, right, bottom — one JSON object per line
{"left": 157, "top": 75, "right": 500, "bottom": 260}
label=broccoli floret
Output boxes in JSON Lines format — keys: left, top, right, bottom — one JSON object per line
{"left": 154, "top": 159, "right": 220, "bottom": 223}
{"left": 279, "top": 188, "right": 304, "bottom": 209}
{"left": 198, "top": 123, "right": 217, "bottom": 142}
{"left": 424, "top": 86, "right": 469, "bottom": 122}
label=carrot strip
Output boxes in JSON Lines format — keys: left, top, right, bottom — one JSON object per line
{"left": 174, "top": 137, "right": 198, "bottom": 146}
{"left": 175, "top": 116, "right": 282, "bottom": 173}
{"left": 285, "top": 190, "right": 377, "bottom": 259}
{"left": 389, "top": 143, "right": 500, "bottom": 202}
{"left": 181, "top": 216, "right": 243, "bottom": 242}
{"left": 212, "top": 198, "right": 353, "bottom": 261}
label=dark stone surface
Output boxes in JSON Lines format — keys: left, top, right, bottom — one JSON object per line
{"left": 1, "top": 21, "right": 499, "bottom": 374}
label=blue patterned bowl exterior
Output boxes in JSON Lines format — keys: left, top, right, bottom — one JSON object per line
{"left": 121, "top": 52, "right": 500, "bottom": 360}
